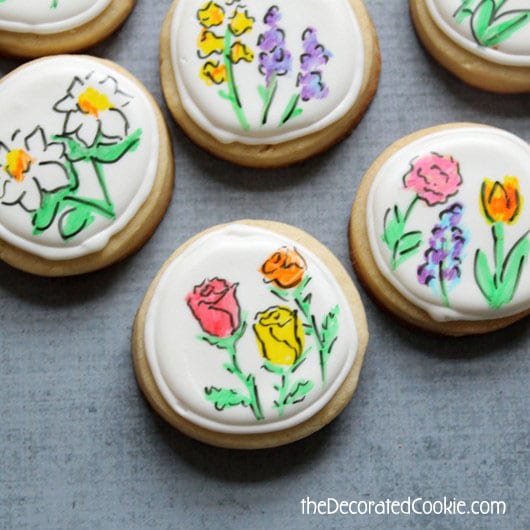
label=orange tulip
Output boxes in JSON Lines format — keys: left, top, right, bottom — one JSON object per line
{"left": 260, "top": 247, "right": 307, "bottom": 289}
{"left": 480, "top": 176, "right": 522, "bottom": 225}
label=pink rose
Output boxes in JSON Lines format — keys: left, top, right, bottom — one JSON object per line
{"left": 186, "top": 278, "right": 240, "bottom": 338}
{"left": 404, "top": 154, "right": 462, "bottom": 206}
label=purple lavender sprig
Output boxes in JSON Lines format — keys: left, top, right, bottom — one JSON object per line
{"left": 417, "top": 203, "right": 468, "bottom": 308}
{"left": 280, "top": 27, "right": 332, "bottom": 126}
{"left": 257, "top": 6, "right": 292, "bottom": 125}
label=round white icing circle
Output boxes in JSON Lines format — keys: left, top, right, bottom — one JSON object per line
{"left": 367, "top": 127, "right": 530, "bottom": 321}
{"left": 170, "top": 0, "right": 365, "bottom": 144}
{"left": 144, "top": 224, "right": 359, "bottom": 434}
{"left": 427, "top": 0, "right": 530, "bottom": 66}
{"left": 0, "top": 0, "right": 112, "bottom": 34}
{"left": 0, "top": 56, "right": 159, "bottom": 260}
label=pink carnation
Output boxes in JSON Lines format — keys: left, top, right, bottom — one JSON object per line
{"left": 186, "top": 278, "right": 240, "bottom": 338}
{"left": 404, "top": 154, "right": 462, "bottom": 206}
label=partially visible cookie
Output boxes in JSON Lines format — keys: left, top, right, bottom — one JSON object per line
{"left": 0, "top": 0, "right": 136, "bottom": 58}
{"left": 350, "top": 123, "right": 530, "bottom": 336}
{"left": 160, "top": 0, "right": 380, "bottom": 167}
{"left": 0, "top": 55, "right": 173, "bottom": 276}
{"left": 132, "top": 220, "right": 368, "bottom": 449}
{"left": 410, "top": 0, "right": 530, "bottom": 93}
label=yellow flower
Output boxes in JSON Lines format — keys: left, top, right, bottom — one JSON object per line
{"left": 480, "top": 176, "right": 522, "bottom": 225}
{"left": 197, "top": 1, "right": 225, "bottom": 28}
{"left": 253, "top": 306, "right": 305, "bottom": 366}
{"left": 197, "top": 29, "right": 225, "bottom": 58}
{"left": 230, "top": 41, "right": 254, "bottom": 63}
{"left": 77, "top": 87, "right": 114, "bottom": 117}
{"left": 200, "top": 60, "right": 227, "bottom": 85}
{"left": 229, "top": 6, "right": 254, "bottom": 36}
{"left": 4, "top": 149, "right": 35, "bottom": 182}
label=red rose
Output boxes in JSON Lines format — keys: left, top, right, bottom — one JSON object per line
{"left": 186, "top": 278, "right": 240, "bottom": 338}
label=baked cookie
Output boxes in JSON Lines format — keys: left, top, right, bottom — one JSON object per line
{"left": 0, "top": 0, "right": 136, "bottom": 58}
{"left": 160, "top": 0, "right": 380, "bottom": 167}
{"left": 410, "top": 0, "right": 530, "bottom": 93}
{"left": 132, "top": 221, "right": 368, "bottom": 449}
{"left": 0, "top": 55, "right": 173, "bottom": 276}
{"left": 350, "top": 123, "right": 530, "bottom": 336}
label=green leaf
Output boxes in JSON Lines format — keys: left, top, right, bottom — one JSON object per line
{"left": 474, "top": 249, "right": 494, "bottom": 302}
{"left": 263, "top": 360, "right": 285, "bottom": 375}
{"left": 204, "top": 387, "right": 250, "bottom": 410}
{"left": 394, "top": 231, "right": 423, "bottom": 268}
{"left": 382, "top": 205, "right": 404, "bottom": 248}
{"left": 32, "top": 190, "right": 68, "bottom": 233}
{"left": 199, "top": 318, "right": 248, "bottom": 350}
{"left": 258, "top": 85, "right": 267, "bottom": 102}
{"left": 92, "top": 129, "right": 142, "bottom": 163}
{"left": 471, "top": 0, "right": 495, "bottom": 43}
{"left": 290, "top": 108, "right": 303, "bottom": 121}
{"left": 58, "top": 207, "right": 96, "bottom": 240}
{"left": 454, "top": 0, "right": 482, "bottom": 24}
{"left": 284, "top": 380, "right": 314, "bottom": 405}
{"left": 321, "top": 305, "right": 339, "bottom": 368}
{"left": 482, "top": 11, "right": 530, "bottom": 46}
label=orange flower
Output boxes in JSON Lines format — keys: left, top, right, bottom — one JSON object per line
{"left": 480, "top": 176, "right": 522, "bottom": 225}
{"left": 260, "top": 247, "right": 307, "bottom": 289}
{"left": 200, "top": 60, "right": 227, "bottom": 85}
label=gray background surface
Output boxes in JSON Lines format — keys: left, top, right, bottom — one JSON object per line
{"left": 1, "top": 1, "right": 529, "bottom": 529}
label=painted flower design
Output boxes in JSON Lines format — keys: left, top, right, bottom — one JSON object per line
{"left": 0, "top": 127, "right": 68, "bottom": 212}
{"left": 228, "top": 6, "right": 254, "bottom": 36}
{"left": 260, "top": 246, "right": 307, "bottom": 289}
{"left": 253, "top": 306, "right": 305, "bottom": 366}
{"left": 53, "top": 72, "right": 133, "bottom": 147}
{"left": 417, "top": 203, "right": 468, "bottom": 307}
{"left": 186, "top": 277, "right": 241, "bottom": 338}
{"left": 480, "top": 176, "right": 521, "bottom": 225}
{"left": 197, "top": 1, "right": 225, "bottom": 27}
{"left": 404, "top": 154, "right": 462, "bottom": 206}
{"left": 297, "top": 28, "right": 332, "bottom": 101}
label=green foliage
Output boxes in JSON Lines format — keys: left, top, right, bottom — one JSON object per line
{"left": 204, "top": 387, "right": 250, "bottom": 411}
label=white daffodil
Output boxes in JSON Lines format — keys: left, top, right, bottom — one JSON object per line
{"left": 0, "top": 127, "right": 69, "bottom": 212}
{"left": 54, "top": 72, "right": 134, "bottom": 147}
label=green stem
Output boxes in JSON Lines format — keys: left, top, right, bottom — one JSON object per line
{"left": 280, "top": 94, "right": 301, "bottom": 125}
{"left": 275, "top": 369, "right": 290, "bottom": 417}
{"left": 226, "top": 343, "right": 263, "bottom": 421}
{"left": 62, "top": 196, "right": 115, "bottom": 219}
{"left": 92, "top": 160, "right": 113, "bottom": 211}
{"left": 222, "top": 30, "right": 249, "bottom": 131}
{"left": 439, "top": 262, "right": 449, "bottom": 308}
{"left": 260, "top": 76, "right": 277, "bottom": 126}
{"left": 493, "top": 222, "right": 505, "bottom": 287}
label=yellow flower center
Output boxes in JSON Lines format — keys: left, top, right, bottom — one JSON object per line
{"left": 77, "top": 87, "right": 114, "bottom": 117}
{"left": 4, "top": 149, "right": 35, "bottom": 182}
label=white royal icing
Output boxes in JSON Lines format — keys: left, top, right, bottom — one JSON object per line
{"left": 367, "top": 127, "right": 530, "bottom": 321}
{"left": 427, "top": 0, "right": 530, "bottom": 66}
{"left": 0, "top": 0, "right": 112, "bottom": 34}
{"left": 144, "top": 224, "right": 359, "bottom": 434}
{"left": 170, "top": 0, "right": 365, "bottom": 144}
{"left": 0, "top": 56, "right": 159, "bottom": 260}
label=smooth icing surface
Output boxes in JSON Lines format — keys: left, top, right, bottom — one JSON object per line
{"left": 427, "top": 0, "right": 530, "bottom": 66}
{"left": 170, "top": 0, "right": 365, "bottom": 144}
{"left": 367, "top": 127, "right": 530, "bottom": 321}
{"left": 0, "top": 0, "right": 112, "bottom": 34}
{"left": 144, "top": 224, "right": 359, "bottom": 434}
{"left": 0, "top": 56, "right": 159, "bottom": 260}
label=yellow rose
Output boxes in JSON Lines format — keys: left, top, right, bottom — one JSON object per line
{"left": 200, "top": 60, "right": 227, "bottom": 86}
{"left": 197, "top": 1, "right": 225, "bottom": 28}
{"left": 197, "top": 29, "right": 225, "bottom": 58}
{"left": 253, "top": 306, "right": 304, "bottom": 366}
{"left": 230, "top": 41, "right": 254, "bottom": 63}
{"left": 229, "top": 6, "right": 254, "bottom": 36}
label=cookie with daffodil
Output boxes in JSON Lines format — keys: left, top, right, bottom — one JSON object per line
{"left": 160, "top": 0, "right": 380, "bottom": 167}
{"left": 0, "top": 55, "right": 173, "bottom": 276}
{"left": 0, "top": 0, "right": 136, "bottom": 59}
{"left": 132, "top": 220, "right": 368, "bottom": 449}
{"left": 350, "top": 123, "right": 530, "bottom": 336}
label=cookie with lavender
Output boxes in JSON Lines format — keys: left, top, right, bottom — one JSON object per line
{"left": 160, "top": 0, "right": 380, "bottom": 167}
{"left": 350, "top": 123, "right": 530, "bottom": 335}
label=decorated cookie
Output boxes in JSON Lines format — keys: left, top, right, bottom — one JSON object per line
{"left": 410, "top": 0, "right": 530, "bottom": 92}
{"left": 0, "top": 55, "right": 173, "bottom": 276}
{"left": 0, "top": 0, "right": 136, "bottom": 58}
{"left": 350, "top": 124, "right": 530, "bottom": 335}
{"left": 132, "top": 221, "right": 368, "bottom": 448}
{"left": 160, "top": 0, "right": 380, "bottom": 167}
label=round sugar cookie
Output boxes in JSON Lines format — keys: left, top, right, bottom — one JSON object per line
{"left": 132, "top": 220, "right": 369, "bottom": 449}
{"left": 160, "top": 0, "right": 380, "bottom": 168}
{"left": 410, "top": 0, "right": 530, "bottom": 93}
{"left": 0, "top": 55, "right": 173, "bottom": 276}
{"left": 0, "top": 0, "right": 136, "bottom": 58}
{"left": 350, "top": 123, "right": 530, "bottom": 336}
